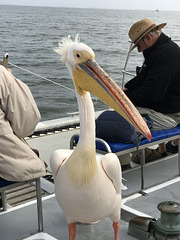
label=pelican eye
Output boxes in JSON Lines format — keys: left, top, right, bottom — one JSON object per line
{"left": 76, "top": 53, "right": 81, "bottom": 58}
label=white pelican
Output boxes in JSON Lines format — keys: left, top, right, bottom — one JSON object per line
{"left": 50, "top": 35, "right": 151, "bottom": 240}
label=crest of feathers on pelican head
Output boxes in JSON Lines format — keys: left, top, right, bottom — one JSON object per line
{"left": 54, "top": 35, "right": 80, "bottom": 62}
{"left": 54, "top": 35, "right": 95, "bottom": 70}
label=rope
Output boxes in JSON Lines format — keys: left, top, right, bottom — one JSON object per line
{"left": 8, "top": 61, "right": 75, "bottom": 92}
{"left": 1, "top": 60, "right": 102, "bottom": 103}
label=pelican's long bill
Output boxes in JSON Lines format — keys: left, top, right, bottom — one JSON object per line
{"left": 73, "top": 58, "right": 151, "bottom": 141}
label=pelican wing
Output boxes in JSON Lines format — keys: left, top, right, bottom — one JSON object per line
{"left": 50, "top": 149, "right": 73, "bottom": 180}
{"left": 101, "top": 153, "right": 122, "bottom": 194}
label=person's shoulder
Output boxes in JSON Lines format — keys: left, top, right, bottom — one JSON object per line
{"left": 158, "top": 39, "right": 180, "bottom": 57}
{"left": 0, "top": 66, "right": 7, "bottom": 87}
{"left": 0, "top": 65, "right": 9, "bottom": 75}
{"left": 0, "top": 65, "right": 6, "bottom": 79}
{"left": 0, "top": 65, "right": 4, "bottom": 72}
{"left": 0, "top": 65, "right": 15, "bottom": 86}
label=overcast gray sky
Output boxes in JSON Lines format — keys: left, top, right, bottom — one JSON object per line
{"left": 0, "top": 0, "right": 180, "bottom": 11}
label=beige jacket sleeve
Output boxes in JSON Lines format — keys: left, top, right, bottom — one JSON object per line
{"left": 0, "top": 66, "right": 46, "bottom": 181}
{"left": 0, "top": 65, "right": 41, "bottom": 138}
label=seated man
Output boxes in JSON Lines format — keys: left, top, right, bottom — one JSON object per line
{"left": 0, "top": 65, "right": 46, "bottom": 182}
{"left": 124, "top": 18, "right": 180, "bottom": 162}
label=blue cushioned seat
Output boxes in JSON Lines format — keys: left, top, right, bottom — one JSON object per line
{"left": 73, "top": 126, "right": 180, "bottom": 153}
{"left": 0, "top": 178, "right": 16, "bottom": 187}
{"left": 96, "top": 126, "right": 180, "bottom": 153}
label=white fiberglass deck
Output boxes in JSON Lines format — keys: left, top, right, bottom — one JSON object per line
{"left": 0, "top": 194, "right": 136, "bottom": 240}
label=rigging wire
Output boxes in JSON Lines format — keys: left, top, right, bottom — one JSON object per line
{"left": 1, "top": 59, "right": 102, "bottom": 103}
{"left": 8, "top": 61, "right": 75, "bottom": 92}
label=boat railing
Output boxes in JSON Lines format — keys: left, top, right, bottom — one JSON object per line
{"left": 121, "top": 41, "right": 135, "bottom": 89}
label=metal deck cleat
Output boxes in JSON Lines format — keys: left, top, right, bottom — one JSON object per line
{"left": 128, "top": 201, "right": 180, "bottom": 240}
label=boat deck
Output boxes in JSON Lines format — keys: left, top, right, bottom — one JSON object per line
{"left": 0, "top": 195, "right": 136, "bottom": 240}
{"left": 0, "top": 130, "right": 180, "bottom": 240}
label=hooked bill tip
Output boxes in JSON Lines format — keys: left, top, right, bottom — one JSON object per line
{"left": 148, "top": 131, "right": 152, "bottom": 141}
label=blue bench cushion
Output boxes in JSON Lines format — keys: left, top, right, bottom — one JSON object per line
{"left": 74, "top": 126, "right": 180, "bottom": 153}
{"left": 97, "top": 126, "right": 180, "bottom": 153}
{"left": 0, "top": 178, "right": 16, "bottom": 187}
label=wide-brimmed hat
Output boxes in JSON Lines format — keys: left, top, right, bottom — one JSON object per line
{"left": 129, "top": 18, "right": 166, "bottom": 50}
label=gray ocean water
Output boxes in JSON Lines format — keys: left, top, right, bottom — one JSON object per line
{"left": 1, "top": 5, "right": 180, "bottom": 121}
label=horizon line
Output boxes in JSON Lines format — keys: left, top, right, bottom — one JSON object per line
{"left": 0, "top": 4, "right": 180, "bottom": 12}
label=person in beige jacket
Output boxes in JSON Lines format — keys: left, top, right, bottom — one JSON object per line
{"left": 0, "top": 65, "right": 46, "bottom": 181}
